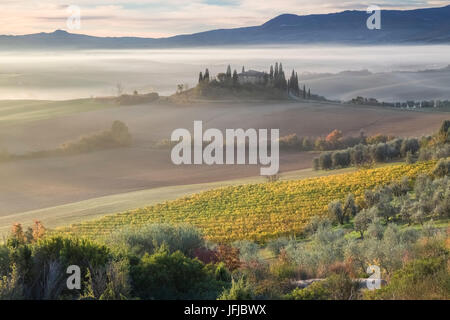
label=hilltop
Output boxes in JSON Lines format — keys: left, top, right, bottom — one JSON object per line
{"left": 170, "top": 63, "right": 325, "bottom": 102}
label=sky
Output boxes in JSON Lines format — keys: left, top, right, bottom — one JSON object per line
{"left": 2, "top": 0, "right": 449, "bottom": 38}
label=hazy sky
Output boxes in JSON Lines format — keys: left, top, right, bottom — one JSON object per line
{"left": 2, "top": 0, "right": 449, "bottom": 37}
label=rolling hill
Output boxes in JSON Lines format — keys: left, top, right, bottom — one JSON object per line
{"left": 61, "top": 161, "right": 436, "bottom": 242}
{"left": 1, "top": 5, "right": 449, "bottom": 49}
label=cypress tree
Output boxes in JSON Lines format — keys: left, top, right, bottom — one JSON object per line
{"left": 289, "top": 70, "right": 298, "bottom": 95}
{"left": 280, "top": 70, "right": 287, "bottom": 90}
{"left": 198, "top": 72, "right": 203, "bottom": 84}
{"left": 232, "top": 70, "right": 239, "bottom": 86}
{"left": 226, "top": 65, "right": 232, "bottom": 79}
{"left": 204, "top": 69, "right": 210, "bottom": 82}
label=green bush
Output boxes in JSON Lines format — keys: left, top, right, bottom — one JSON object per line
{"left": 285, "top": 225, "right": 347, "bottom": 277}
{"left": 266, "top": 237, "right": 289, "bottom": 256}
{"left": 33, "top": 236, "right": 110, "bottom": 269}
{"left": 286, "top": 273, "right": 358, "bottom": 300}
{"left": 218, "top": 277, "right": 254, "bottom": 300}
{"left": 1, "top": 235, "right": 111, "bottom": 300}
{"left": 0, "top": 246, "right": 11, "bottom": 277}
{"left": 365, "top": 257, "right": 450, "bottom": 300}
{"left": 107, "top": 223, "right": 203, "bottom": 257}
{"left": 319, "top": 152, "right": 332, "bottom": 170}
{"left": 232, "top": 240, "right": 260, "bottom": 263}
{"left": 269, "top": 261, "right": 298, "bottom": 280}
{"left": 286, "top": 281, "right": 330, "bottom": 300}
{"left": 325, "top": 273, "right": 359, "bottom": 300}
{"left": 60, "top": 120, "right": 132, "bottom": 154}
{"left": 131, "top": 249, "right": 225, "bottom": 300}
{"left": 214, "top": 262, "right": 232, "bottom": 283}
{"left": 433, "top": 158, "right": 450, "bottom": 177}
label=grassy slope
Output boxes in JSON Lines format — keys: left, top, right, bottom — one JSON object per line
{"left": 60, "top": 161, "right": 436, "bottom": 242}
{"left": 0, "top": 166, "right": 359, "bottom": 238}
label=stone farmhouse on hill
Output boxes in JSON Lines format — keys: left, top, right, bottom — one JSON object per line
{"left": 237, "top": 70, "right": 266, "bottom": 84}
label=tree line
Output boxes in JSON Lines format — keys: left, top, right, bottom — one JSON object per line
{"left": 313, "top": 120, "right": 449, "bottom": 170}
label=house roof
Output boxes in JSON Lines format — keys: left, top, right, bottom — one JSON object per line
{"left": 239, "top": 70, "right": 265, "bottom": 77}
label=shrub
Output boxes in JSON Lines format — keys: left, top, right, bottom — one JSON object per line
{"left": 266, "top": 237, "right": 289, "bottom": 256}
{"left": 193, "top": 247, "right": 217, "bottom": 265}
{"left": 252, "top": 277, "right": 292, "bottom": 300}
{"left": 350, "top": 144, "right": 366, "bottom": 165}
{"left": 84, "top": 259, "right": 131, "bottom": 300}
{"left": 304, "top": 216, "right": 332, "bottom": 236}
{"left": 371, "top": 143, "right": 388, "bottom": 162}
{"left": 60, "top": 120, "right": 132, "bottom": 154}
{"left": 387, "top": 138, "right": 403, "bottom": 159}
{"left": 421, "top": 221, "right": 439, "bottom": 238}
{"left": 325, "top": 273, "right": 359, "bottom": 300}
{"left": 278, "top": 134, "right": 301, "bottom": 150}
{"left": 302, "top": 137, "right": 314, "bottom": 151}
{"left": 214, "top": 245, "right": 241, "bottom": 271}
{"left": 437, "top": 120, "right": 450, "bottom": 144}
{"left": 332, "top": 150, "right": 351, "bottom": 168}
{"left": 364, "top": 257, "right": 450, "bottom": 300}
{"left": 406, "top": 151, "right": 415, "bottom": 164}
{"left": 214, "top": 262, "right": 232, "bottom": 282}
{"left": 232, "top": 241, "right": 260, "bottom": 263}
{"left": 401, "top": 138, "right": 420, "bottom": 157}
{"left": 269, "top": 258, "right": 298, "bottom": 280}
{"left": 367, "top": 134, "right": 390, "bottom": 145}
{"left": 326, "top": 129, "right": 343, "bottom": 144}
{"left": 285, "top": 225, "right": 347, "bottom": 278}
{"left": 389, "top": 177, "right": 410, "bottom": 197}
{"left": 3, "top": 235, "right": 110, "bottom": 300}
{"left": 0, "top": 246, "right": 11, "bottom": 277}
{"left": 319, "top": 152, "right": 332, "bottom": 170}
{"left": 107, "top": 223, "right": 203, "bottom": 257}
{"left": 286, "top": 273, "right": 358, "bottom": 300}
{"left": 313, "top": 158, "right": 320, "bottom": 171}
{"left": 328, "top": 200, "right": 345, "bottom": 224}
{"left": 33, "top": 236, "right": 110, "bottom": 270}
{"left": 364, "top": 189, "right": 380, "bottom": 208}
{"left": 0, "top": 265, "right": 23, "bottom": 300}
{"left": 131, "top": 249, "right": 225, "bottom": 300}
{"left": 432, "top": 158, "right": 450, "bottom": 177}
{"left": 286, "top": 281, "right": 330, "bottom": 300}
{"left": 218, "top": 277, "right": 254, "bottom": 300}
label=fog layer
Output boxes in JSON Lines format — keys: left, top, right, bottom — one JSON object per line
{"left": 0, "top": 45, "right": 449, "bottom": 101}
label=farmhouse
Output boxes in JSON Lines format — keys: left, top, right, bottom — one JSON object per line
{"left": 238, "top": 70, "right": 266, "bottom": 84}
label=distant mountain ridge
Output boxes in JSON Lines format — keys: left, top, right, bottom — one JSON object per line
{"left": 1, "top": 5, "right": 449, "bottom": 49}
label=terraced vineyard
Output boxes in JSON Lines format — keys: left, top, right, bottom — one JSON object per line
{"left": 63, "top": 161, "right": 436, "bottom": 242}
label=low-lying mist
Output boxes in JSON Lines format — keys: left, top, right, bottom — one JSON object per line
{"left": 0, "top": 45, "right": 449, "bottom": 101}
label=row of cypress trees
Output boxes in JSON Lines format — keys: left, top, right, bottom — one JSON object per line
{"left": 198, "top": 63, "right": 311, "bottom": 98}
